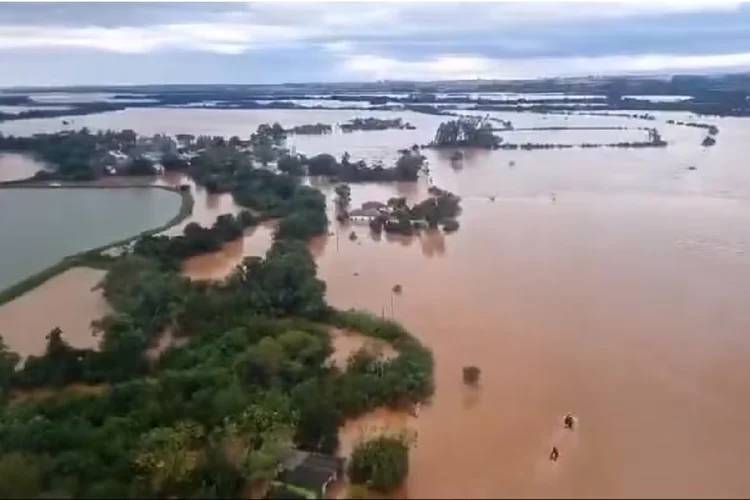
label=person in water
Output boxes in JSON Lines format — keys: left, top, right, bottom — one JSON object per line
{"left": 550, "top": 446, "right": 559, "bottom": 461}
{"left": 564, "top": 413, "right": 574, "bottom": 430}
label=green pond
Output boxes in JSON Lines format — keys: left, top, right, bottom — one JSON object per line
{"left": 0, "top": 187, "right": 181, "bottom": 291}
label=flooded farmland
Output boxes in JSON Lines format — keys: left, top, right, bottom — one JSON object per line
{"left": 2, "top": 107, "right": 750, "bottom": 496}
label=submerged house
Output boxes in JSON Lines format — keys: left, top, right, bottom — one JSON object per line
{"left": 273, "top": 450, "right": 343, "bottom": 499}
{"left": 348, "top": 207, "right": 382, "bottom": 223}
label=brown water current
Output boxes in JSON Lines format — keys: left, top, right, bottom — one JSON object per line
{"left": 3, "top": 110, "right": 750, "bottom": 496}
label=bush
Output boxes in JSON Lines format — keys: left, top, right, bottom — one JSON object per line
{"left": 347, "top": 435, "right": 410, "bottom": 493}
{"left": 462, "top": 366, "right": 480, "bottom": 385}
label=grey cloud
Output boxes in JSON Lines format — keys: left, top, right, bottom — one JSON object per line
{"left": 0, "top": 2, "right": 239, "bottom": 27}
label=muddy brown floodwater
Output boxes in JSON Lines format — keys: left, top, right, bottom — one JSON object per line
{"left": 4, "top": 109, "right": 750, "bottom": 497}
{"left": 0, "top": 267, "right": 110, "bottom": 357}
{"left": 0, "top": 153, "right": 46, "bottom": 182}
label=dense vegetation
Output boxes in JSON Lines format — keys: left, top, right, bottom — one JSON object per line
{"left": 132, "top": 212, "right": 257, "bottom": 270}
{"left": 431, "top": 116, "right": 500, "bottom": 149}
{"left": 0, "top": 103, "right": 126, "bottom": 124}
{"left": 347, "top": 434, "right": 412, "bottom": 494}
{"left": 0, "top": 128, "right": 179, "bottom": 180}
{"left": 339, "top": 117, "right": 415, "bottom": 132}
{"left": 0, "top": 152, "right": 434, "bottom": 497}
{"left": 362, "top": 186, "right": 462, "bottom": 236}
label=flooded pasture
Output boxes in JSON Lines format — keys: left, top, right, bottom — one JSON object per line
{"left": 2, "top": 108, "right": 750, "bottom": 496}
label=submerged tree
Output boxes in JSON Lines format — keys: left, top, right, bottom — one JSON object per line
{"left": 462, "top": 365, "right": 481, "bottom": 386}
{"left": 433, "top": 116, "right": 500, "bottom": 149}
{"left": 334, "top": 183, "right": 352, "bottom": 210}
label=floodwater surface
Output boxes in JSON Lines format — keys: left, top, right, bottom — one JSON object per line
{"left": 0, "top": 153, "right": 46, "bottom": 182}
{"left": 0, "top": 186, "right": 181, "bottom": 291}
{"left": 0, "top": 267, "right": 109, "bottom": 357}
{"left": 3, "top": 108, "right": 750, "bottom": 497}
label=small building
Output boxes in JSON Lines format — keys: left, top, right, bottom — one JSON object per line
{"left": 276, "top": 450, "right": 343, "bottom": 499}
{"left": 348, "top": 207, "right": 382, "bottom": 223}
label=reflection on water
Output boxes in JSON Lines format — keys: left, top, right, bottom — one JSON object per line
{"left": 4, "top": 109, "right": 750, "bottom": 496}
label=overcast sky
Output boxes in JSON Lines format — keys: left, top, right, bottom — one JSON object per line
{"left": 2, "top": 1, "right": 750, "bottom": 86}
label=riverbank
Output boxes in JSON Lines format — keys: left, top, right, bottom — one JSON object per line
{"left": 0, "top": 179, "right": 194, "bottom": 306}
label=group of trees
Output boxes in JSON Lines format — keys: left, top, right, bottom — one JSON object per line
{"left": 0, "top": 128, "right": 181, "bottom": 180}
{"left": 0, "top": 132, "right": 434, "bottom": 496}
{"left": 278, "top": 148, "right": 425, "bottom": 183}
{"left": 133, "top": 212, "right": 256, "bottom": 270}
{"left": 0, "top": 128, "right": 116, "bottom": 180}
{"left": 367, "top": 188, "right": 462, "bottom": 236}
{"left": 666, "top": 119, "right": 719, "bottom": 135}
{"left": 339, "top": 117, "right": 415, "bottom": 132}
{"left": 0, "top": 252, "right": 432, "bottom": 498}
{"left": 495, "top": 128, "right": 667, "bottom": 151}
{"left": 348, "top": 434, "right": 412, "bottom": 493}
{"left": 0, "top": 102, "right": 127, "bottom": 124}
{"left": 431, "top": 116, "right": 501, "bottom": 149}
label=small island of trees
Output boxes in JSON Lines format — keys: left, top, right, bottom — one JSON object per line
{"left": 430, "top": 116, "right": 501, "bottom": 149}
{"left": 357, "top": 186, "right": 462, "bottom": 236}
{"left": 340, "top": 117, "right": 415, "bottom": 132}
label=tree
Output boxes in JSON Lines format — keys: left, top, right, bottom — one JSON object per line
{"left": 334, "top": 184, "right": 351, "bottom": 211}
{"left": 347, "top": 434, "right": 411, "bottom": 493}
{"left": 433, "top": 117, "right": 499, "bottom": 148}
{"left": 14, "top": 327, "right": 84, "bottom": 388}
{"left": 91, "top": 313, "right": 149, "bottom": 382}
{"left": 127, "top": 157, "right": 156, "bottom": 176}
{"left": 277, "top": 155, "right": 305, "bottom": 176}
{"left": 0, "top": 335, "right": 19, "bottom": 401}
{"left": 306, "top": 154, "right": 337, "bottom": 176}
{"left": 238, "top": 210, "right": 257, "bottom": 229}
{"left": 134, "top": 421, "right": 206, "bottom": 497}
{"left": 161, "top": 153, "right": 189, "bottom": 171}
{"left": 394, "top": 150, "right": 424, "bottom": 180}
{"left": 462, "top": 365, "right": 480, "bottom": 385}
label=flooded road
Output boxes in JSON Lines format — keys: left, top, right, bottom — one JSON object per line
{"left": 3, "top": 109, "right": 750, "bottom": 496}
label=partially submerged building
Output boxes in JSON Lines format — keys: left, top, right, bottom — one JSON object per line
{"left": 273, "top": 450, "right": 343, "bottom": 499}
{"left": 348, "top": 207, "right": 383, "bottom": 223}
